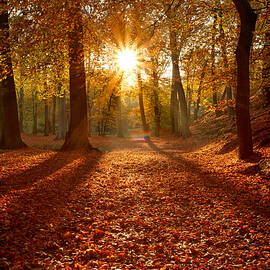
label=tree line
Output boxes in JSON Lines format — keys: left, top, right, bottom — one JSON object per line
{"left": 0, "top": 0, "right": 269, "bottom": 159}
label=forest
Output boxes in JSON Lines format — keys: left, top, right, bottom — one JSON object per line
{"left": 0, "top": 0, "right": 270, "bottom": 269}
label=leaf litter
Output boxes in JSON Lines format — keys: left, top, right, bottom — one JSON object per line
{"left": 0, "top": 135, "right": 269, "bottom": 269}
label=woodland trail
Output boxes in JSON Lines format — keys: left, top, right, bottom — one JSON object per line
{"left": 0, "top": 136, "right": 269, "bottom": 269}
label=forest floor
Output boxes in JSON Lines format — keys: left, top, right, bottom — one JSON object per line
{"left": 0, "top": 133, "right": 270, "bottom": 269}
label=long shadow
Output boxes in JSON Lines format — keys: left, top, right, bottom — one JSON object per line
{"left": 0, "top": 151, "right": 102, "bottom": 263}
{"left": 0, "top": 150, "right": 99, "bottom": 197}
{"left": 146, "top": 139, "right": 270, "bottom": 218}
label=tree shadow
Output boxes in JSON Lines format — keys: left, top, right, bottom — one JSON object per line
{"left": 146, "top": 139, "right": 270, "bottom": 218}
{"left": 0, "top": 151, "right": 102, "bottom": 265}
{"left": 0, "top": 150, "right": 101, "bottom": 197}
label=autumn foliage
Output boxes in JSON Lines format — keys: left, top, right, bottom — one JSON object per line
{"left": 0, "top": 134, "right": 269, "bottom": 269}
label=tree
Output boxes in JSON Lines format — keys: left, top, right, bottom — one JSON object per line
{"left": 169, "top": 28, "right": 191, "bottom": 138}
{"left": 232, "top": 0, "right": 257, "bottom": 159}
{"left": 61, "top": 1, "right": 93, "bottom": 150}
{"left": 137, "top": 71, "right": 149, "bottom": 132}
{"left": 0, "top": 1, "right": 26, "bottom": 149}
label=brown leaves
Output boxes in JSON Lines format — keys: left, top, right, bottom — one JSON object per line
{"left": 0, "top": 135, "right": 269, "bottom": 269}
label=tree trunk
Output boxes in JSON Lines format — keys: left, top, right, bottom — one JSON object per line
{"left": 218, "top": 8, "right": 233, "bottom": 101}
{"left": 152, "top": 69, "right": 161, "bottom": 137}
{"left": 170, "top": 89, "right": 175, "bottom": 133}
{"left": 32, "top": 90, "right": 38, "bottom": 135}
{"left": 262, "top": 30, "right": 270, "bottom": 107}
{"left": 51, "top": 95, "right": 56, "bottom": 135}
{"left": 44, "top": 100, "right": 50, "bottom": 136}
{"left": 170, "top": 30, "right": 191, "bottom": 138}
{"left": 87, "top": 90, "right": 92, "bottom": 136}
{"left": 61, "top": 2, "right": 92, "bottom": 150}
{"left": 18, "top": 87, "right": 24, "bottom": 132}
{"left": 116, "top": 95, "right": 123, "bottom": 137}
{"left": 137, "top": 72, "right": 149, "bottom": 132}
{"left": 57, "top": 84, "right": 67, "bottom": 140}
{"left": 211, "top": 14, "right": 218, "bottom": 108}
{"left": 170, "top": 89, "right": 179, "bottom": 135}
{"left": 232, "top": 0, "right": 257, "bottom": 159}
{"left": 0, "top": 5, "right": 26, "bottom": 149}
{"left": 194, "top": 60, "right": 208, "bottom": 120}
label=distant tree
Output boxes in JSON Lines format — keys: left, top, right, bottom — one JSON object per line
{"left": 232, "top": 0, "right": 257, "bottom": 159}
{"left": 0, "top": 2, "right": 26, "bottom": 149}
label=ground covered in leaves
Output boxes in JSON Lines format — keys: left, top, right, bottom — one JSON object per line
{"left": 0, "top": 134, "right": 269, "bottom": 269}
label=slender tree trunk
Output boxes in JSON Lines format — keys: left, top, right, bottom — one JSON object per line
{"left": 170, "top": 30, "right": 191, "bottom": 138}
{"left": 218, "top": 8, "right": 233, "bottom": 101}
{"left": 44, "top": 100, "right": 49, "bottom": 136}
{"left": 116, "top": 95, "right": 123, "bottom": 137}
{"left": 52, "top": 95, "right": 56, "bottom": 135}
{"left": 194, "top": 59, "right": 208, "bottom": 120}
{"left": 187, "top": 86, "right": 191, "bottom": 120}
{"left": 61, "top": 2, "right": 92, "bottom": 150}
{"left": 137, "top": 72, "right": 149, "bottom": 132}
{"left": 262, "top": 30, "right": 270, "bottom": 107}
{"left": 211, "top": 14, "right": 218, "bottom": 109}
{"left": 232, "top": 0, "right": 257, "bottom": 159}
{"left": 32, "top": 89, "right": 38, "bottom": 134}
{"left": 18, "top": 87, "right": 24, "bottom": 132}
{"left": 0, "top": 4, "right": 26, "bottom": 149}
{"left": 152, "top": 69, "right": 161, "bottom": 137}
{"left": 57, "top": 85, "right": 67, "bottom": 140}
{"left": 87, "top": 89, "right": 92, "bottom": 136}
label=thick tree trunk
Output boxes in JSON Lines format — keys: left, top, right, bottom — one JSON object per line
{"left": 61, "top": 3, "right": 92, "bottom": 150}
{"left": 18, "top": 87, "right": 24, "bottom": 132}
{"left": 137, "top": 72, "right": 149, "bottom": 132}
{"left": 171, "top": 89, "right": 179, "bottom": 135}
{"left": 170, "top": 30, "right": 191, "bottom": 138}
{"left": 152, "top": 69, "right": 161, "bottom": 137}
{"left": 32, "top": 90, "right": 38, "bottom": 135}
{"left": 0, "top": 5, "right": 26, "bottom": 149}
{"left": 232, "top": 0, "right": 257, "bottom": 159}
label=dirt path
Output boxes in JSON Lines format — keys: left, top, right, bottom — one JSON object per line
{"left": 0, "top": 136, "right": 269, "bottom": 269}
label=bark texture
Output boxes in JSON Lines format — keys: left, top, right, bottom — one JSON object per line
{"left": 61, "top": 2, "right": 92, "bottom": 150}
{"left": 233, "top": 0, "right": 257, "bottom": 159}
{"left": 0, "top": 4, "right": 26, "bottom": 149}
{"left": 170, "top": 30, "right": 191, "bottom": 138}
